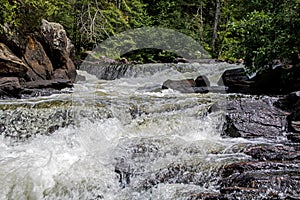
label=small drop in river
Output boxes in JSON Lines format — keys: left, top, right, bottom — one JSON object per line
{"left": 0, "top": 62, "right": 299, "bottom": 199}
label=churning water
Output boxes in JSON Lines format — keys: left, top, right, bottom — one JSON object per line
{"left": 0, "top": 62, "right": 252, "bottom": 199}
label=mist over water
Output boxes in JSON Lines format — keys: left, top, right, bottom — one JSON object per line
{"left": 0, "top": 62, "right": 251, "bottom": 199}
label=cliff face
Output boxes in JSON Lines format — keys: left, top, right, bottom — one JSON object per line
{"left": 0, "top": 20, "right": 77, "bottom": 98}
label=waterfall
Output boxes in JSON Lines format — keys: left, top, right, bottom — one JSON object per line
{"left": 1, "top": 62, "right": 272, "bottom": 200}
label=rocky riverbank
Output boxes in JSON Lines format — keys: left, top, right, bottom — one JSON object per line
{"left": 203, "top": 93, "right": 300, "bottom": 199}
{"left": 0, "top": 20, "right": 76, "bottom": 98}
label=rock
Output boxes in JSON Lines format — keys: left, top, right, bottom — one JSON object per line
{"left": 218, "top": 68, "right": 253, "bottom": 93}
{"left": 23, "top": 36, "right": 53, "bottom": 81}
{"left": 210, "top": 98, "right": 288, "bottom": 139}
{"left": 287, "top": 133, "right": 300, "bottom": 143}
{"left": 161, "top": 76, "right": 223, "bottom": 93}
{"left": 23, "top": 79, "right": 73, "bottom": 90}
{"left": 39, "top": 19, "right": 77, "bottom": 82}
{"left": 195, "top": 75, "right": 210, "bottom": 87}
{"left": 219, "top": 65, "right": 300, "bottom": 95}
{"left": 274, "top": 91, "right": 300, "bottom": 111}
{"left": 53, "top": 68, "right": 69, "bottom": 80}
{"left": 275, "top": 91, "right": 300, "bottom": 133}
{"left": 0, "top": 77, "right": 22, "bottom": 98}
{"left": 0, "top": 43, "right": 28, "bottom": 77}
{"left": 251, "top": 65, "right": 300, "bottom": 94}
{"left": 221, "top": 161, "right": 300, "bottom": 198}
{"left": 162, "top": 79, "right": 196, "bottom": 93}
{"left": 243, "top": 144, "right": 300, "bottom": 161}
{"left": 193, "top": 86, "right": 227, "bottom": 93}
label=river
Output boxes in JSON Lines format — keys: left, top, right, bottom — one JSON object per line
{"left": 0, "top": 62, "right": 254, "bottom": 199}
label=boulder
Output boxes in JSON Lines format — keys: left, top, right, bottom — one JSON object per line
{"left": 162, "top": 79, "right": 196, "bottom": 93}
{"left": 39, "top": 19, "right": 77, "bottom": 82}
{"left": 243, "top": 144, "right": 300, "bottom": 161}
{"left": 218, "top": 68, "right": 253, "bottom": 93}
{"left": 0, "top": 43, "right": 27, "bottom": 77}
{"left": 221, "top": 161, "right": 300, "bottom": 198}
{"left": 195, "top": 75, "right": 210, "bottom": 87}
{"left": 23, "top": 36, "right": 53, "bottom": 81}
{"left": 275, "top": 91, "right": 300, "bottom": 133}
{"left": 0, "top": 77, "right": 22, "bottom": 98}
{"left": 23, "top": 79, "right": 73, "bottom": 90}
{"left": 219, "top": 66, "right": 300, "bottom": 95}
{"left": 209, "top": 98, "right": 288, "bottom": 139}
{"left": 250, "top": 65, "right": 300, "bottom": 94}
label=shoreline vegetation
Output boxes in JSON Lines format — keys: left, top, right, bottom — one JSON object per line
{"left": 0, "top": 1, "right": 299, "bottom": 98}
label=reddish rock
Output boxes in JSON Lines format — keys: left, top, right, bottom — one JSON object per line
{"left": 23, "top": 37, "right": 53, "bottom": 81}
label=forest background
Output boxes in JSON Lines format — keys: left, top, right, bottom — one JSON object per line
{"left": 0, "top": 0, "right": 299, "bottom": 74}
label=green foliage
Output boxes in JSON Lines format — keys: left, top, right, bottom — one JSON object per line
{"left": 123, "top": 48, "right": 178, "bottom": 63}
{"left": 0, "top": 0, "right": 57, "bottom": 32}
{"left": 1, "top": 0, "right": 299, "bottom": 68}
{"left": 220, "top": 0, "right": 300, "bottom": 73}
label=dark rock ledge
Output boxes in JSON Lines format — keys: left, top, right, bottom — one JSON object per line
{"left": 202, "top": 94, "right": 300, "bottom": 199}
{"left": 0, "top": 19, "right": 77, "bottom": 98}
{"left": 162, "top": 64, "right": 300, "bottom": 95}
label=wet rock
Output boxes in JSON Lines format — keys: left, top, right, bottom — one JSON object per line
{"left": 0, "top": 102, "right": 112, "bottom": 140}
{"left": 210, "top": 98, "right": 287, "bottom": 138}
{"left": 218, "top": 68, "right": 253, "bottom": 93}
{"left": 250, "top": 65, "right": 300, "bottom": 94}
{"left": 162, "top": 79, "right": 196, "bottom": 93}
{"left": 221, "top": 162, "right": 300, "bottom": 198}
{"left": 189, "top": 193, "right": 226, "bottom": 200}
{"left": 23, "top": 36, "right": 53, "bottom": 81}
{"left": 195, "top": 75, "right": 210, "bottom": 87}
{"left": 219, "top": 65, "right": 300, "bottom": 95}
{"left": 274, "top": 91, "right": 300, "bottom": 111}
{"left": 222, "top": 161, "right": 299, "bottom": 178}
{"left": 287, "top": 133, "right": 300, "bottom": 143}
{"left": 0, "top": 43, "right": 28, "bottom": 77}
{"left": 23, "top": 79, "right": 73, "bottom": 90}
{"left": 243, "top": 144, "right": 300, "bottom": 161}
{"left": 0, "top": 77, "right": 22, "bottom": 98}
{"left": 0, "top": 123, "right": 5, "bottom": 134}
{"left": 275, "top": 91, "right": 300, "bottom": 133}
{"left": 162, "top": 77, "right": 224, "bottom": 93}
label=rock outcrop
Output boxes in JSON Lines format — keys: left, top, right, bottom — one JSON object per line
{"left": 207, "top": 96, "right": 300, "bottom": 199}
{"left": 0, "top": 19, "right": 77, "bottom": 98}
{"left": 219, "top": 66, "right": 300, "bottom": 95}
{"left": 209, "top": 98, "right": 287, "bottom": 138}
{"left": 161, "top": 75, "right": 227, "bottom": 93}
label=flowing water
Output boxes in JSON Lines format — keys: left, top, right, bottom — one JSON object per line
{"left": 0, "top": 62, "right": 254, "bottom": 200}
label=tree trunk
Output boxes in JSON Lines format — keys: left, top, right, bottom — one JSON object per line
{"left": 212, "top": 0, "right": 221, "bottom": 56}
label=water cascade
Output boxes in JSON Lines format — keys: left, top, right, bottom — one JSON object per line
{"left": 0, "top": 62, "right": 291, "bottom": 199}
